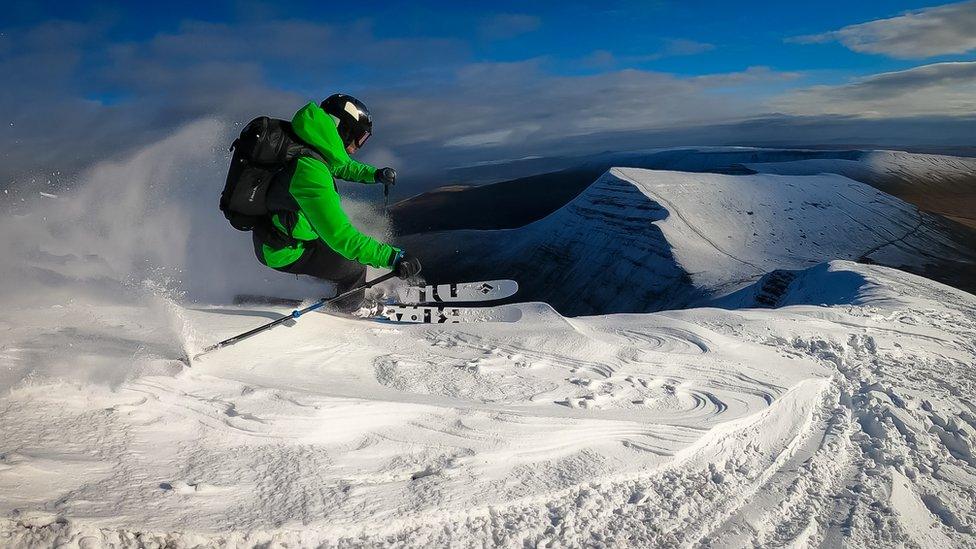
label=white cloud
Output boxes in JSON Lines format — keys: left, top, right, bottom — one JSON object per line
{"left": 445, "top": 129, "right": 516, "bottom": 147}
{"left": 792, "top": 1, "right": 976, "bottom": 59}
{"left": 580, "top": 39, "right": 715, "bottom": 68}
{"left": 0, "top": 17, "right": 468, "bottom": 183}
{"left": 774, "top": 62, "right": 976, "bottom": 117}
{"left": 4, "top": 11, "right": 975, "bottom": 188}
{"left": 377, "top": 63, "right": 794, "bottom": 153}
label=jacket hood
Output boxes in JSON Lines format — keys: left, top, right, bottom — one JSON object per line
{"left": 291, "top": 102, "right": 352, "bottom": 168}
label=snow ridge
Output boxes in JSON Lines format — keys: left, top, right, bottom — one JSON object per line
{"left": 404, "top": 167, "right": 975, "bottom": 315}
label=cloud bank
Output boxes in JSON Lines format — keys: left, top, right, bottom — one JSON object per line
{"left": 793, "top": 1, "right": 976, "bottom": 59}
{"left": 2, "top": 5, "right": 976, "bottom": 194}
{"left": 777, "top": 62, "right": 976, "bottom": 117}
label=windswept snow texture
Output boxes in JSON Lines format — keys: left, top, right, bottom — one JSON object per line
{"left": 1, "top": 261, "right": 975, "bottom": 547}
{"left": 403, "top": 167, "right": 976, "bottom": 316}
{"left": 1, "top": 131, "right": 975, "bottom": 547}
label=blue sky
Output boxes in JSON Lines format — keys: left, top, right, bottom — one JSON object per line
{"left": 2, "top": 1, "right": 975, "bottom": 185}
{"left": 5, "top": 1, "right": 963, "bottom": 75}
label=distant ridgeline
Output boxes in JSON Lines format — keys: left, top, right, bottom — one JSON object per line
{"left": 395, "top": 152, "right": 976, "bottom": 316}
{"left": 391, "top": 148, "right": 976, "bottom": 234}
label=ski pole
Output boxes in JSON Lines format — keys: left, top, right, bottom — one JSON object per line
{"left": 383, "top": 182, "right": 390, "bottom": 216}
{"left": 193, "top": 271, "right": 396, "bottom": 360}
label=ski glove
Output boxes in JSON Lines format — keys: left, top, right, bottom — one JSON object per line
{"left": 375, "top": 167, "right": 397, "bottom": 185}
{"left": 392, "top": 251, "right": 422, "bottom": 279}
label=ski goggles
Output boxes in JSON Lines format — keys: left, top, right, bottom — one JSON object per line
{"left": 354, "top": 130, "right": 371, "bottom": 148}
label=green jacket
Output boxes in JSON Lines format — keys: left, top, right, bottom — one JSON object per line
{"left": 257, "top": 102, "right": 399, "bottom": 269}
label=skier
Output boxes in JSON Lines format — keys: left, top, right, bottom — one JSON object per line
{"left": 253, "top": 94, "right": 421, "bottom": 311}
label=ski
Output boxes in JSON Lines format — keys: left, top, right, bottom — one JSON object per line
{"left": 377, "top": 304, "right": 522, "bottom": 324}
{"left": 235, "top": 280, "right": 518, "bottom": 308}
{"left": 395, "top": 279, "right": 518, "bottom": 305}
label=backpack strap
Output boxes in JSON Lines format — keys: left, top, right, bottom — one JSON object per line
{"left": 298, "top": 146, "right": 327, "bottom": 165}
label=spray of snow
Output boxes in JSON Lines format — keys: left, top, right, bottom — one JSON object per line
{"left": 0, "top": 120, "right": 393, "bottom": 388}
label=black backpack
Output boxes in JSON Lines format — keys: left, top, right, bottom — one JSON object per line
{"left": 220, "top": 116, "right": 324, "bottom": 231}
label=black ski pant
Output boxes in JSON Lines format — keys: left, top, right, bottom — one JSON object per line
{"left": 259, "top": 236, "right": 367, "bottom": 312}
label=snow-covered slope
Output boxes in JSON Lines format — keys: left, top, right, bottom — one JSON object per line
{"left": 745, "top": 150, "right": 976, "bottom": 229}
{"left": 417, "top": 147, "right": 976, "bottom": 234}
{"left": 1, "top": 260, "right": 974, "bottom": 547}
{"left": 402, "top": 167, "right": 976, "bottom": 315}
{"left": 2, "top": 129, "right": 975, "bottom": 547}
{"left": 742, "top": 149, "right": 976, "bottom": 192}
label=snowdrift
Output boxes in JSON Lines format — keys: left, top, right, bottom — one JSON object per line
{"left": 402, "top": 167, "right": 976, "bottom": 315}
{"left": 2, "top": 259, "right": 974, "bottom": 547}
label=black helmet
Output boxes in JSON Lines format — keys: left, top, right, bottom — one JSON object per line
{"left": 321, "top": 93, "right": 373, "bottom": 149}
